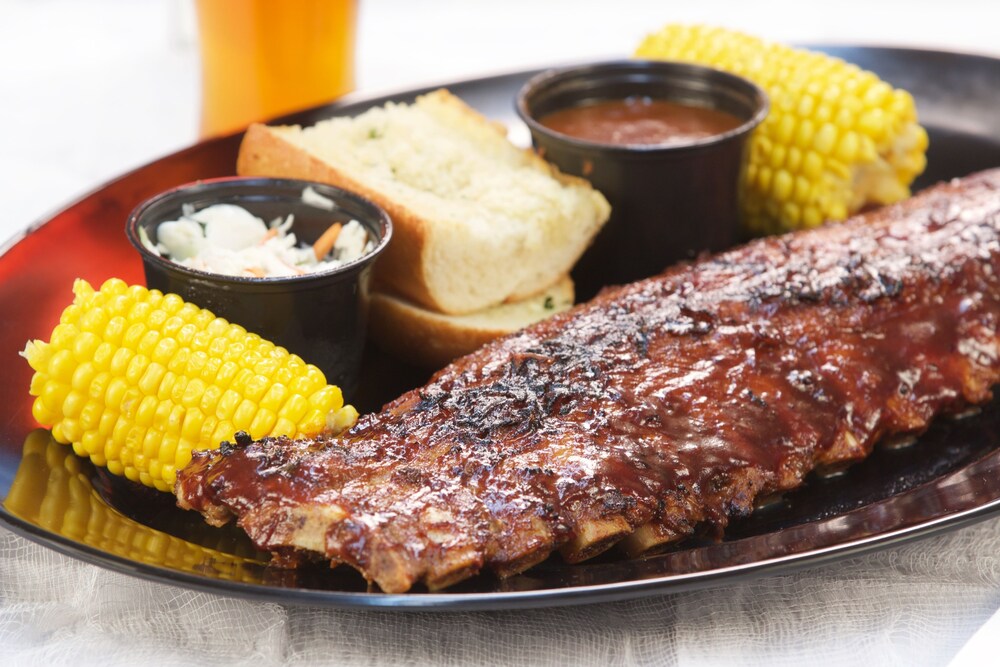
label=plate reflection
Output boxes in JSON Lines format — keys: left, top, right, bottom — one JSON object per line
{"left": 5, "top": 429, "right": 265, "bottom": 583}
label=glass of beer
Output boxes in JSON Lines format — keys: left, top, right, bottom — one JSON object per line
{"left": 194, "top": 0, "right": 357, "bottom": 138}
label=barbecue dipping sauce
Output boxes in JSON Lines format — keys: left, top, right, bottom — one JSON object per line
{"left": 538, "top": 96, "right": 743, "bottom": 146}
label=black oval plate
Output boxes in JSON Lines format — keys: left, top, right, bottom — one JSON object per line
{"left": 2, "top": 46, "right": 1000, "bottom": 611}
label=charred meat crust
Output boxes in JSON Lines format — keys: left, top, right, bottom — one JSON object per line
{"left": 176, "top": 170, "right": 1000, "bottom": 593}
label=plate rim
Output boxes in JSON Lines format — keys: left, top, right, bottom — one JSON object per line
{"left": 5, "top": 495, "right": 1000, "bottom": 611}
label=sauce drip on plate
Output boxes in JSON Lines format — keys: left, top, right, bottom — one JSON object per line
{"left": 539, "top": 96, "right": 743, "bottom": 146}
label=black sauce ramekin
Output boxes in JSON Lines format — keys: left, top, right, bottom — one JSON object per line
{"left": 516, "top": 59, "right": 768, "bottom": 297}
{"left": 126, "top": 177, "right": 392, "bottom": 395}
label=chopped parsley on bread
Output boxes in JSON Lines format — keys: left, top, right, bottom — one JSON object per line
{"left": 236, "top": 88, "right": 610, "bottom": 366}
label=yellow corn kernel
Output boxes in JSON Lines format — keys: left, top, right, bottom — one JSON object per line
{"left": 32, "top": 398, "right": 56, "bottom": 426}
{"left": 215, "top": 389, "right": 242, "bottom": 421}
{"left": 47, "top": 348, "right": 76, "bottom": 384}
{"left": 41, "top": 381, "right": 70, "bottom": 415}
{"left": 271, "top": 418, "right": 296, "bottom": 438}
{"left": 137, "top": 362, "right": 166, "bottom": 396}
{"left": 210, "top": 420, "right": 235, "bottom": 446}
{"left": 299, "top": 409, "right": 327, "bottom": 436}
{"left": 189, "top": 329, "right": 213, "bottom": 352}
{"left": 635, "top": 24, "right": 928, "bottom": 233}
{"left": 328, "top": 405, "right": 359, "bottom": 434}
{"left": 232, "top": 399, "right": 257, "bottom": 431}
{"left": 137, "top": 329, "right": 161, "bottom": 357}
{"left": 242, "top": 374, "right": 271, "bottom": 403}
{"left": 215, "top": 360, "right": 240, "bottom": 388}
{"left": 181, "top": 378, "right": 207, "bottom": 409}
{"left": 82, "top": 412, "right": 108, "bottom": 442}
{"left": 92, "top": 342, "right": 115, "bottom": 371}
{"left": 134, "top": 395, "right": 159, "bottom": 428}
{"left": 125, "top": 354, "right": 150, "bottom": 386}
{"left": 60, "top": 419, "right": 83, "bottom": 446}
{"left": 21, "top": 279, "right": 359, "bottom": 493}
{"left": 78, "top": 306, "right": 109, "bottom": 334}
{"left": 122, "top": 322, "right": 147, "bottom": 351}
{"left": 151, "top": 400, "right": 174, "bottom": 431}
{"left": 61, "top": 390, "right": 86, "bottom": 419}
{"left": 71, "top": 362, "right": 97, "bottom": 393}
{"left": 181, "top": 409, "right": 205, "bottom": 441}
{"left": 97, "top": 410, "right": 118, "bottom": 438}
{"left": 169, "top": 375, "right": 190, "bottom": 406}
{"left": 259, "top": 383, "right": 289, "bottom": 414}
{"left": 185, "top": 350, "right": 209, "bottom": 378}
{"left": 156, "top": 371, "right": 178, "bottom": 402}
{"left": 248, "top": 408, "right": 277, "bottom": 439}
{"left": 71, "top": 331, "right": 101, "bottom": 362}
{"left": 198, "top": 384, "right": 223, "bottom": 414}
{"left": 175, "top": 323, "right": 198, "bottom": 347}
{"left": 309, "top": 384, "right": 343, "bottom": 412}
{"left": 279, "top": 393, "right": 308, "bottom": 423}
{"left": 228, "top": 367, "right": 251, "bottom": 392}
{"left": 81, "top": 430, "right": 104, "bottom": 458}
{"left": 198, "top": 415, "right": 219, "bottom": 445}
{"left": 29, "top": 371, "right": 48, "bottom": 396}
{"left": 199, "top": 356, "right": 222, "bottom": 385}
{"left": 103, "top": 315, "right": 128, "bottom": 346}
{"left": 151, "top": 337, "right": 179, "bottom": 366}
{"left": 49, "top": 323, "right": 79, "bottom": 351}
{"left": 108, "top": 348, "right": 133, "bottom": 378}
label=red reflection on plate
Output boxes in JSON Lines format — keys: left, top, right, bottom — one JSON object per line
{"left": 0, "top": 136, "right": 241, "bottom": 443}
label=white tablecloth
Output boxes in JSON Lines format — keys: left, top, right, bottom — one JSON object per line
{"left": 2, "top": 1, "right": 1000, "bottom": 664}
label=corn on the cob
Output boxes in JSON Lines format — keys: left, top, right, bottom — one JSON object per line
{"left": 21, "top": 278, "right": 358, "bottom": 493}
{"left": 636, "top": 24, "right": 929, "bottom": 234}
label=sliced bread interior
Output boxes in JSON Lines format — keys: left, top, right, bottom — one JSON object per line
{"left": 368, "top": 275, "right": 575, "bottom": 369}
{"left": 237, "top": 89, "right": 610, "bottom": 315}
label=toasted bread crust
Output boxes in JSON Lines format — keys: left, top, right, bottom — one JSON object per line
{"left": 368, "top": 276, "right": 574, "bottom": 369}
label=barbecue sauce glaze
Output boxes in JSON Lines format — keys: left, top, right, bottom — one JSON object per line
{"left": 178, "top": 170, "right": 1000, "bottom": 593}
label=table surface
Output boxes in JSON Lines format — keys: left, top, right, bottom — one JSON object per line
{"left": 2, "top": 1, "right": 1000, "bottom": 665}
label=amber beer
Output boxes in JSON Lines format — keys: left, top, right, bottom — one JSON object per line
{"left": 195, "top": 0, "right": 357, "bottom": 137}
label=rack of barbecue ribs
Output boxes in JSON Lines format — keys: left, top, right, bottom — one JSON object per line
{"left": 177, "top": 169, "right": 1000, "bottom": 594}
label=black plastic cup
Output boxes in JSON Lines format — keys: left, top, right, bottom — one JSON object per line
{"left": 126, "top": 177, "right": 392, "bottom": 396}
{"left": 516, "top": 60, "right": 768, "bottom": 298}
